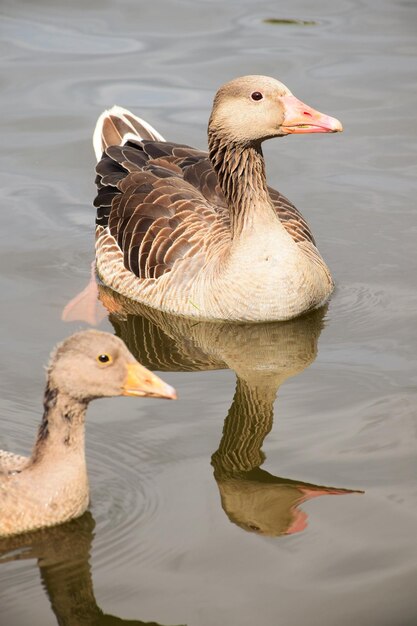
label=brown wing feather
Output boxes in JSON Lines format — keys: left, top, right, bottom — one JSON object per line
{"left": 94, "top": 139, "right": 315, "bottom": 280}
{"left": 267, "top": 186, "right": 316, "bottom": 246}
{"left": 95, "top": 141, "right": 223, "bottom": 280}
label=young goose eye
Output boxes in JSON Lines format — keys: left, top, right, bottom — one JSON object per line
{"left": 97, "top": 353, "right": 112, "bottom": 365}
{"left": 251, "top": 91, "right": 263, "bottom": 101}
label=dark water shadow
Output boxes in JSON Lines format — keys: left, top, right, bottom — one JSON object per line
{"left": 263, "top": 18, "right": 317, "bottom": 25}
{"left": 99, "top": 286, "right": 363, "bottom": 537}
{"left": 0, "top": 512, "right": 185, "bottom": 626}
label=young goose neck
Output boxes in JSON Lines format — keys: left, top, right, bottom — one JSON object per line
{"left": 208, "top": 130, "right": 277, "bottom": 239}
{"left": 31, "top": 382, "right": 89, "bottom": 465}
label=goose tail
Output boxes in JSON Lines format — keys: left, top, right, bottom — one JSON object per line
{"left": 93, "top": 105, "right": 165, "bottom": 162}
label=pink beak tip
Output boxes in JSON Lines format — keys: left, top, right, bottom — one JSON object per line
{"left": 330, "top": 117, "right": 343, "bottom": 133}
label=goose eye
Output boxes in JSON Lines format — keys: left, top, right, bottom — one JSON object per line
{"left": 97, "top": 353, "right": 112, "bottom": 364}
{"left": 251, "top": 91, "right": 263, "bottom": 101}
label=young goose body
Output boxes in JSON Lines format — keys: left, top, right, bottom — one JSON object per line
{"left": 93, "top": 75, "right": 342, "bottom": 322}
{"left": 0, "top": 330, "right": 176, "bottom": 537}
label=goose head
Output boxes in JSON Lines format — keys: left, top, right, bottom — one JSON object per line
{"left": 47, "top": 329, "right": 176, "bottom": 401}
{"left": 209, "top": 75, "right": 343, "bottom": 144}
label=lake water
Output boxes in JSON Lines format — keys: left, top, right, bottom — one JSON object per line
{"left": 1, "top": 0, "right": 417, "bottom": 624}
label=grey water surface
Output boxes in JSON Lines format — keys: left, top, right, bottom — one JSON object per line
{"left": 1, "top": 0, "right": 417, "bottom": 625}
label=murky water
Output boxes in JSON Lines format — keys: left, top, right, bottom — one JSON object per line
{"left": 1, "top": 0, "right": 417, "bottom": 624}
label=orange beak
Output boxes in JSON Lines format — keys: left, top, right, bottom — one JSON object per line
{"left": 281, "top": 94, "right": 343, "bottom": 134}
{"left": 122, "top": 362, "right": 177, "bottom": 400}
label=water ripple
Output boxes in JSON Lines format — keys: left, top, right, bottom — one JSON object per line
{"left": 329, "top": 282, "right": 387, "bottom": 329}
{"left": 87, "top": 426, "right": 181, "bottom": 572}
{"left": 2, "top": 16, "right": 143, "bottom": 55}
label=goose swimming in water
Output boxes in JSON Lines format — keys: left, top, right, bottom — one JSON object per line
{"left": 92, "top": 75, "right": 342, "bottom": 322}
{"left": 0, "top": 330, "right": 176, "bottom": 537}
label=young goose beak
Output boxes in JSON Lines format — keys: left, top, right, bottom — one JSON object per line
{"left": 122, "top": 362, "right": 177, "bottom": 399}
{"left": 281, "top": 94, "right": 343, "bottom": 134}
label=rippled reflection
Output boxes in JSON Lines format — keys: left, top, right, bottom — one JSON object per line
{"left": 0, "top": 513, "right": 185, "bottom": 626}
{"left": 99, "top": 286, "right": 363, "bottom": 537}
{"left": 211, "top": 380, "right": 359, "bottom": 536}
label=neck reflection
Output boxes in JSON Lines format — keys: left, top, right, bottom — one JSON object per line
{"left": 100, "top": 286, "right": 363, "bottom": 538}
{"left": 211, "top": 376, "right": 359, "bottom": 537}
{"left": 0, "top": 512, "right": 183, "bottom": 626}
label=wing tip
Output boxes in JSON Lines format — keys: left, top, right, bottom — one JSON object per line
{"left": 93, "top": 106, "right": 165, "bottom": 162}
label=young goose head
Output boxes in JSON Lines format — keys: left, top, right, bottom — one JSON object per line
{"left": 47, "top": 329, "right": 176, "bottom": 401}
{"left": 209, "top": 74, "right": 342, "bottom": 144}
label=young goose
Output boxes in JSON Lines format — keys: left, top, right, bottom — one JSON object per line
{"left": 0, "top": 330, "right": 176, "bottom": 537}
{"left": 93, "top": 74, "right": 342, "bottom": 322}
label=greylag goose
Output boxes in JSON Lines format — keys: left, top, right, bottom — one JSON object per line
{"left": 0, "top": 330, "right": 176, "bottom": 537}
{"left": 93, "top": 75, "right": 342, "bottom": 322}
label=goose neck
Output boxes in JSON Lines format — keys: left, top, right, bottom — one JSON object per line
{"left": 31, "top": 383, "right": 88, "bottom": 464}
{"left": 208, "top": 131, "right": 277, "bottom": 239}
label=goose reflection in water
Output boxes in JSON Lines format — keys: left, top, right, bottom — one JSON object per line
{"left": 98, "top": 286, "right": 363, "bottom": 537}
{"left": 0, "top": 512, "right": 185, "bottom": 626}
